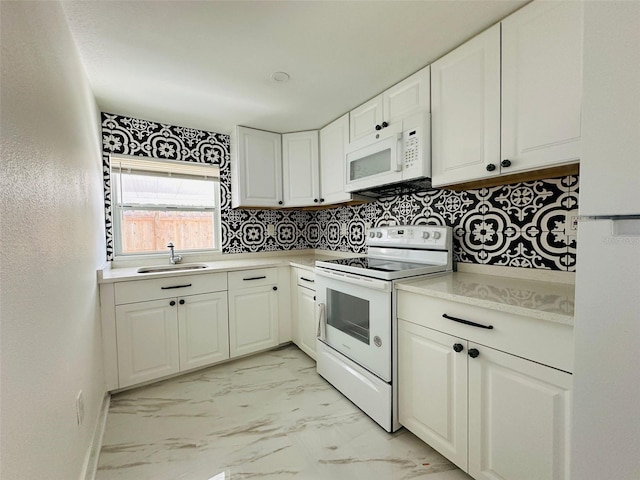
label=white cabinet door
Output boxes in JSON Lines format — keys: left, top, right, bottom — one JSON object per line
{"left": 431, "top": 25, "right": 501, "bottom": 187}
{"left": 468, "top": 344, "right": 572, "bottom": 480}
{"left": 398, "top": 320, "right": 468, "bottom": 470}
{"left": 319, "top": 114, "right": 352, "bottom": 205}
{"left": 349, "top": 95, "right": 383, "bottom": 143}
{"left": 282, "top": 130, "right": 320, "bottom": 207}
{"left": 116, "top": 299, "right": 180, "bottom": 388}
{"left": 228, "top": 285, "right": 279, "bottom": 358}
{"left": 296, "top": 285, "right": 317, "bottom": 360}
{"left": 501, "top": 1, "right": 582, "bottom": 173}
{"left": 178, "top": 292, "right": 229, "bottom": 371}
{"left": 349, "top": 67, "right": 430, "bottom": 144}
{"left": 383, "top": 66, "right": 430, "bottom": 125}
{"left": 233, "top": 126, "right": 282, "bottom": 207}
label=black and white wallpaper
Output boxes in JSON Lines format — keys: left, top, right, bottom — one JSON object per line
{"left": 101, "top": 113, "right": 578, "bottom": 271}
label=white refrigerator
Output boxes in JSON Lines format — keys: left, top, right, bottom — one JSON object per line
{"left": 571, "top": 3, "right": 640, "bottom": 480}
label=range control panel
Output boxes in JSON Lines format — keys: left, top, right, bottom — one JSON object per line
{"left": 367, "top": 225, "right": 451, "bottom": 249}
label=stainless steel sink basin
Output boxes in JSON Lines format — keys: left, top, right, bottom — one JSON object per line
{"left": 137, "top": 264, "right": 208, "bottom": 274}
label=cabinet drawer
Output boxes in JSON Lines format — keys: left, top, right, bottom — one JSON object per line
{"left": 115, "top": 272, "right": 227, "bottom": 305}
{"left": 228, "top": 268, "right": 278, "bottom": 290}
{"left": 397, "top": 291, "right": 573, "bottom": 373}
{"left": 296, "top": 269, "right": 316, "bottom": 290}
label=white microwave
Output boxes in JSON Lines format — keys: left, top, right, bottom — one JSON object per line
{"left": 345, "top": 113, "right": 431, "bottom": 196}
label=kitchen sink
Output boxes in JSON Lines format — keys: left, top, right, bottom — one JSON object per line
{"left": 136, "top": 264, "right": 208, "bottom": 274}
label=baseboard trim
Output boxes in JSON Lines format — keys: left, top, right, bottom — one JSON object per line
{"left": 81, "top": 392, "right": 110, "bottom": 480}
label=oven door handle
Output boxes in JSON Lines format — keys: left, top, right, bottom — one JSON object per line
{"left": 315, "top": 269, "right": 391, "bottom": 292}
{"left": 316, "top": 302, "right": 326, "bottom": 341}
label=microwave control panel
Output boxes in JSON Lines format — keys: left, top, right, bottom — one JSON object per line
{"left": 403, "top": 129, "right": 419, "bottom": 169}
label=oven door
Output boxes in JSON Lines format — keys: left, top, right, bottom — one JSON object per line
{"left": 315, "top": 268, "right": 392, "bottom": 381}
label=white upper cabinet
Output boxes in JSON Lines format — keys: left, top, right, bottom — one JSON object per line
{"left": 319, "top": 114, "right": 353, "bottom": 205}
{"left": 432, "top": 2, "right": 582, "bottom": 187}
{"left": 501, "top": 0, "right": 582, "bottom": 173}
{"left": 282, "top": 131, "right": 320, "bottom": 207}
{"left": 232, "top": 126, "right": 283, "bottom": 208}
{"left": 349, "top": 66, "right": 430, "bottom": 143}
{"left": 350, "top": 95, "right": 384, "bottom": 144}
{"left": 431, "top": 25, "right": 501, "bottom": 187}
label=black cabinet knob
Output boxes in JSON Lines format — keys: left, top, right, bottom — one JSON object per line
{"left": 381, "top": 121, "right": 389, "bottom": 128}
{"left": 179, "top": 299, "right": 185, "bottom": 305}
{"left": 375, "top": 124, "right": 382, "bottom": 131}
{"left": 453, "top": 343, "right": 464, "bottom": 353}
{"left": 278, "top": 201, "right": 283, "bottom": 205}
{"left": 320, "top": 198, "right": 324, "bottom": 203}
{"left": 169, "top": 300, "right": 176, "bottom": 306}
{"left": 272, "top": 286, "right": 278, "bottom": 291}
{"left": 314, "top": 198, "right": 318, "bottom": 203}
{"left": 501, "top": 159, "right": 512, "bottom": 168}
{"left": 468, "top": 348, "right": 480, "bottom": 358}
{"left": 486, "top": 163, "right": 496, "bottom": 172}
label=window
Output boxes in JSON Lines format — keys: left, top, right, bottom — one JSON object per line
{"left": 111, "top": 155, "right": 220, "bottom": 256}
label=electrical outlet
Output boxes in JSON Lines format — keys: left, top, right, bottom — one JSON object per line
{"left": 76, "top": 391, "right": 84, "bottom": 425}
{"left": 340, "top": 223, "right": 347, "bottom": 235}
{"left": 267, "top": 224, "right": 275, "bottom": 237}
{"left": 565, "top": 209, "right": 579, "bottom": 232}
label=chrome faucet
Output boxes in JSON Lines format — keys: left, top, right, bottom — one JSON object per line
{"left": 167, "top": 242, "right": 182, "bottom": 264}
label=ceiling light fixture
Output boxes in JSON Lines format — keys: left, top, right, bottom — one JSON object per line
{"left": 271, "top": 71, "right": 290, "bottom": 83}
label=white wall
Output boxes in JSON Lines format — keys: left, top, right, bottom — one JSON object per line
{"left": 0, "top": 2, "right": 107, "bottom": 479}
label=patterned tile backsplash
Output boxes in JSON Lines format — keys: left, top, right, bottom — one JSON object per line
{"left": 101, "top": 113, "right": 578, "bottom": 271}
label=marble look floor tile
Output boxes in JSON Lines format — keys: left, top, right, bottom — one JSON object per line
{"left": 96, "top": 345, "right": 473, "bottom": 480}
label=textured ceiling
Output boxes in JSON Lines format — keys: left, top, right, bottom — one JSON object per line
{"left": 61, "top": 0, "right": 527, "bottom": 134}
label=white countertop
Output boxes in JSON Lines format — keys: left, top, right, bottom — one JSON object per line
{"left": 98, "top": 252, "right": 342, "bottom": 283}
{"left": 395, "top": 271, "right": 575, "bottom": 326}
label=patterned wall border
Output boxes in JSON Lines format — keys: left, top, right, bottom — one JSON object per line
{"left": 310, "top": 176, "right": 578, "bottom": 271}
{"left": 100, "top": 112, "right": 578, "bottom": 271}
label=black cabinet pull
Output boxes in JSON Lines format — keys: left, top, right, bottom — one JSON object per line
{"left": 453, "top": 343, "right": 464, "bottom": 353}
{"left": 375, "top": 124, "right": 382, "bottom": 131}
{"left": 442, "top": 313, "right": 493, "bottom": 330}
{"left": 468, "top": 348, "right": 480, "bottom": 358}
{"left": 179, "top": 299, "right": 185, "bottom": 305}
{"left": 381, "top": 121, "right": 389, "bottom": 128}
{"left": 486, "top": 163, "right": 496, "bottom": 172}
{"left": 278, "top": 201, "right": 283, "bottom": 205}
{"left": 314, "top": 198, "right": 319, "bottom": 203}
{"left": 272, "top": 286, "right": 278, "bottom": 291}
{"left": 320, "top": 198, "right": 325, "bottom": 203}
{"left": 169, "top": 300, "right": 176, "bottom": 306}
{"left": 501, "top": 159, "right": 512, "bottom": 168}
{"left": 161, "top": 284, "right": 192, "bottom": 290}
{"left": 300, "top": 277, "right": 315, "bottom": 283}
{"left": 243, "top": 276, "right": 266, "bottom": 281}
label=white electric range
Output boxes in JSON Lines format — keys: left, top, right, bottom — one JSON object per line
{"left": 315, "top": 225, "right": 453, "bottom": 432}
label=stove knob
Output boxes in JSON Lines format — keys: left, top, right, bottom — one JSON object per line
{"left": 422, "top": 231, "right": 430, "bottom": 239}
{"left": 376, "top": 232, "right": 383, "bottom": 238}
{"left": 432, "top": 231, "right": 441, "bottom": 240}
{"left": 369, "top": 231, "right": 375, "bottom": 238}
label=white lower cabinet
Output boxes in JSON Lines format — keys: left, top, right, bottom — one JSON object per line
{"left": 467, "top": 343, "right": 572, "bottom": 480}
{"left": 178, "top": 292, "right": 229, "bottom": 371}
{"left": 291, "top": 268, "right": 317, "bottom": 360}
{"left": 116, "top": 299, "right": 180, "bottom": 388}
{"left": 228, "top": 268, "right": 279, "bottom": 358}
{"left": 398, "top": 321, "right": 468, "bottom": 469}
{"left": 116, "top": 291, "right": 230, "bottom": 389}
{"left": 397, "top": 291, "right": 572, "bottom": 480}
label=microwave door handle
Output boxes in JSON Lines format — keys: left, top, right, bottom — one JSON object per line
{"left": 316, "top": 302, "right": 326, "bottom": 340}
{"left": 394, "top": 132, "right": 403, "bottom": 172}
